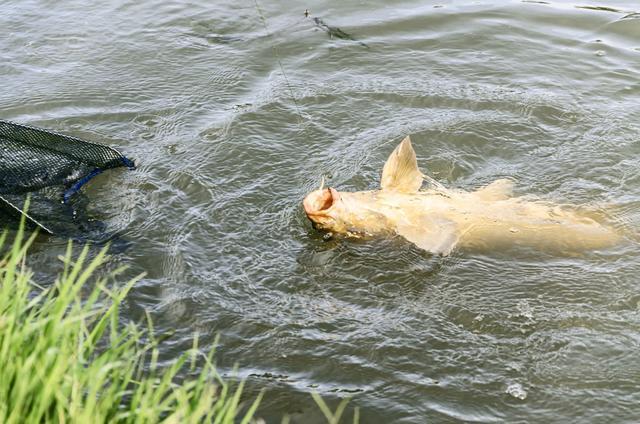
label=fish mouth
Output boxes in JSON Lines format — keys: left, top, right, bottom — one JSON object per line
{"left": 303, "top": 187, "right": 338, "bottom": 217}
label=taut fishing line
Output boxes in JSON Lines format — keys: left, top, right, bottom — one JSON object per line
{"left": 252, "top": 0, "right": 305, "bottom": 124}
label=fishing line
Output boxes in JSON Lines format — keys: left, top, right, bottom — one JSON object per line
{"left": 252, "top": 0, "right": 305, "bottom": 124}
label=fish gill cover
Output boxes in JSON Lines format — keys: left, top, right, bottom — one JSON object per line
{"left": 0, "top": 120, "right": 134, "bottom": 236}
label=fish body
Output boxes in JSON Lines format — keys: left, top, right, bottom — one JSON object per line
{"left": 311, "top": 16, "right": 369, "bottom": 48}
{"left": 303, "top": 137, "right": 620, "bottom": 255}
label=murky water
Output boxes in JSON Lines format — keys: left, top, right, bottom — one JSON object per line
{"left": 3, "top": 0, "right": 640, "bottom": 421}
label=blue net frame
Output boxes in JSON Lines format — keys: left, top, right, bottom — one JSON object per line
{"left": 0, "top": 120, "right": 135, "bottom": 234}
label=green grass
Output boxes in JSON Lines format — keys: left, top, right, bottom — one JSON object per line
{"left": 0, "top": 216, "right": 361, "bottom": 423}
{"left": 0, "top": 219, "right": 261, "bottom": 423}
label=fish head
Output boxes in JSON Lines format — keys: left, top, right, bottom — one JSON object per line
{"left": 303, "top": 187, "right": 392, "bottom": 237}
{"left": 303, "top": 135, "right": 427, "bottom": 238}
{"left": 302, "top": 187, "right": 349, "bottom": 232}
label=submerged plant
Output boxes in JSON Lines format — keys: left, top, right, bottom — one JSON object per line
{"left": 0, "top": 219, "right": 261, "bottom": 423}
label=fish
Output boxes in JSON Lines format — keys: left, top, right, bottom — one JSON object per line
{"left": 310, "top": 16, "right": 370, "bottom": 48}
{"left": 302, "top": 136, "right": 621, "bottom": 256}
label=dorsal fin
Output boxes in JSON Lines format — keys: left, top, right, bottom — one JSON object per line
{"left": 381, "top": 136, "right": 423, "bottom": 193}
{"left": 474, "top": 179, "right": 514, "bottom": 201}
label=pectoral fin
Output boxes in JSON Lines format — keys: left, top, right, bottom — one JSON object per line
{"left": 395, "top": 217, "right": 459, "bottom": 256}
{"left": 474, "top": 178, "right": 514, "bottom": 201}
{"left": 381, "top": 136, "right": 424, "bottom": 193}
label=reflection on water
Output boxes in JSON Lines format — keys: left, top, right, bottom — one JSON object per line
{"left": 2, "top": 0, "right": 639, "bottom": 422}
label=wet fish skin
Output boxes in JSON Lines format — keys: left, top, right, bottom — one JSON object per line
{"left": 303, "top": 137, "right": 621, "bottom": 255}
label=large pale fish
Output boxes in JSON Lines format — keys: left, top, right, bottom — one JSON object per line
{"left": 303, "top": 136, "right": 620, "bottom": 255}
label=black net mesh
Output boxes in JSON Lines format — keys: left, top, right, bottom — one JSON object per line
{"left": 0, "top": 120, "right": 134, "bottom": 236}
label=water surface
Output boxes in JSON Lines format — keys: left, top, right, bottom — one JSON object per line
{"left": 2, "top": 0, "right": 640, "bottom": 422}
